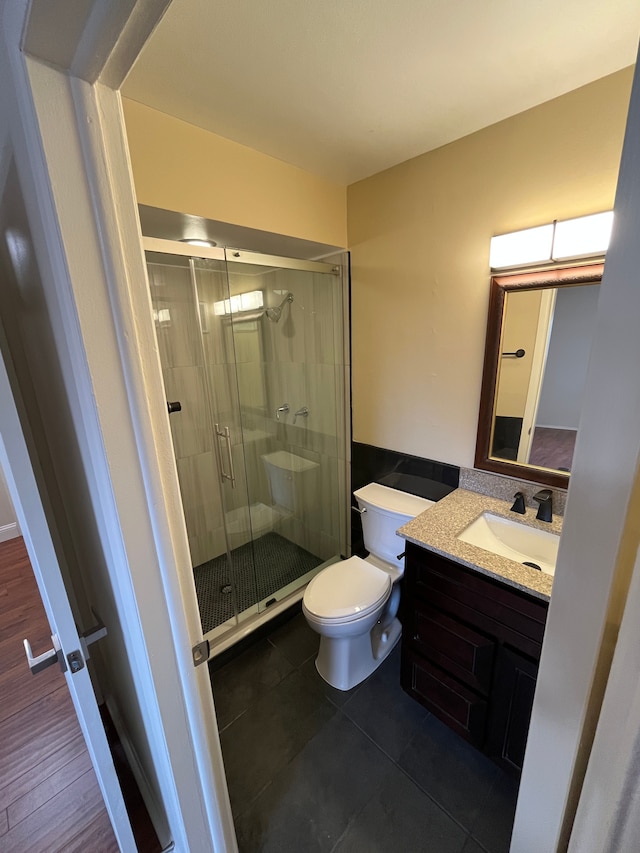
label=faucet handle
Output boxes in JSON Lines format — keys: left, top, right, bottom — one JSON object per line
{"left": 275, "top": 403, "right": 290, "bottom": 420}
{"left": 510, "top": 491, "right": 526, "bottom": 514}
{"left": 533, "top": 489, "right": 553, "bottom": 522}
{"left": 293, "top": 406, "right": 309, "bottom": 424}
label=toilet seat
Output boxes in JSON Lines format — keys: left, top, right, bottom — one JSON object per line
{"left": 303, "top": 556, "right": 391, "bottom": 623}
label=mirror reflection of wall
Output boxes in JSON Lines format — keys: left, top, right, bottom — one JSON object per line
{"left": 493, "top": 289, "right": 544, "bottom": 459}
{"left": 492, "top": 282, "right": 599, "bottom": 473}
{"left": 529, "top": 285, "right": 599, "bottom": 470}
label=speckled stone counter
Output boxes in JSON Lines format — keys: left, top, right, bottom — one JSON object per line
{"left": 397, "top": 488, "right": 561, "bottom": 601}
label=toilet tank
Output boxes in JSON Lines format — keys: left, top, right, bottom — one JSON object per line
{"left": 261, "top": 451, "right": 320, "bottom": 514}
{"left": 354, "top": 483, "right": 434, "bottom": 571}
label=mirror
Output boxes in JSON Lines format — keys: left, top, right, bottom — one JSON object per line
{"left": 475, "top": 263, "right": 604, "bottom": 488}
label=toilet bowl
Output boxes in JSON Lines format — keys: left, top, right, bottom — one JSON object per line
{"left": 303, "top": 483, "right": 434, "bottom": 690}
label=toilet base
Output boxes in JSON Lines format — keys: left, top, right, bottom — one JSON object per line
{"left": 314, "top": 618, "right": 402, "bottom": 691}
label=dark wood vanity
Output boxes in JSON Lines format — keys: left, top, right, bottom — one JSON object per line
{"left": 400, "top": 541, "right": 548, "bottom": 776}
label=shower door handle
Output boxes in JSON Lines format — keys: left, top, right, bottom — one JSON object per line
{"left": 215, "top": 424, "right": 236, "bottom": 488}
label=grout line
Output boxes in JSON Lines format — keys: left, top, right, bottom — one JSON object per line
{"left": 337, "top": 710, "right": 486, "bottom": 841}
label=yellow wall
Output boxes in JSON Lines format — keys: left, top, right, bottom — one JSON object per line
{"left": 347, "top": 67, "right": 634, "bottom": 467}
{"left": 495, "top": 290, "right": 543, "bottom": 419}
{"left": 122, "top": 99, "right": 348, "bottom": 248}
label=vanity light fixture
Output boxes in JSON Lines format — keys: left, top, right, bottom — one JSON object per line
{"left": 551, "top": 211, "right": 614, "bottom": 261}
{"left": 490, "top": 211, "right": 613, "bottom": 270}
{"left": 489, "top": 224, "right": 554, "bottom": 269}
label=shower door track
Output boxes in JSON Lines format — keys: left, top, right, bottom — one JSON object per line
{"left": 203, "top": 555, "right": 340, "bottom": 659}
{"left": 142, "top": 237, "right": 339, "bottom": 275}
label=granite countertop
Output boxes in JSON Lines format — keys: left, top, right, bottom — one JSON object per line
{"left": 397, "top": 488, "right": 561, "bottom": 601}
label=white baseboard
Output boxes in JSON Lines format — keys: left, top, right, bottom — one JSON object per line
{"left": 0, "top": 522, "right": 20, "bottom": 543}
{"left": 105, "top": 695, "right": 173, "bottom": 849}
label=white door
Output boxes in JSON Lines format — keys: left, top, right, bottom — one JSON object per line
{"left": 0, "top": 349, "right": 136, "bottom": 852}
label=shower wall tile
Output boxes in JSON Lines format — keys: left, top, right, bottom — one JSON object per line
{"left": 335, "top": 364, "right": 348, "bottom": 462}
{"left": 233, "top": 321, "right": 263, "bottom": 364}
{"left": 306, "top": 271, "right": 337, "bottom": 366}
{"left": 163, "top": 365, "right": 211, "bottom": 458}
{"left": 190, "top": 525, "right": 228, "bottom": 568}
{"left": 240, "top": 433, "right": 274, "bottom": 510}
{"left": 236, "top": 362, "right": 267, "bottom": 412}
{"left": 176, "top": 452, "right": 226, "bottom": 566}
{"left": 147, "top": 261, "right": 201, "bottom": 369}
{"left": 332, "top": 268, "right": 348, "bottom": 368}
{"left": 306, "top": 363, "right": 337, "bottom": 441}
{"left": 320, "top": 532, "right": 341, "bottom": 562}
{"left": 193, "top": 262, "right": 232, "bottom": 366}
{"left": 266, "top": 361, "right": 307, "bottom": 421}
{"left": 315, "top": 453, "right": 339, "bottom": 545}
{"left": 206, "top": 362, "right": 240, "bottom": 428}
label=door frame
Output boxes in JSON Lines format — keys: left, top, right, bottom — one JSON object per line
{"left": 2, "top": 1, "right": 236, "bottom": 850}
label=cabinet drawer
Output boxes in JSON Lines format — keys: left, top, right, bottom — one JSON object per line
{"left": 410, "top": 600, "right": 495, "bottom": 694}
{"left": 401, "top": 648, "right": 487, "bottom": 747}
{"left": 406, "top": 544, "right": 548, "bottom": 657}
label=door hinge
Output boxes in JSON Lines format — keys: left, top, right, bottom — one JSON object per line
{"left": 192, "top": 640, "right": 210, "bottom": 667}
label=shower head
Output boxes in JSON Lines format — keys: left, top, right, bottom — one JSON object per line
{"left": 265, "top": 292, "right": 293, "bottom": 323}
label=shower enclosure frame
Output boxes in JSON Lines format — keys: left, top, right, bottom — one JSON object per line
{"left": 143, "top": 236, "right": 352, "bottom": 658}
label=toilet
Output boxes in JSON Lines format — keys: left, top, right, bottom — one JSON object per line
{"left": 303, "top": 482, "right": 434, "bottom": 690}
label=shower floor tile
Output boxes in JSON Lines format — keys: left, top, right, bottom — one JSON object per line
{"left": 193, "top": 532, "right": 323, "bottom": 633}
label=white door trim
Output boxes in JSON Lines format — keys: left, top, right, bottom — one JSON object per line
{"left": 512, "top": 56, "right": 640, "bottom": 852}
{"left": 2, "top": 1, "right": 237, "bottom": 851}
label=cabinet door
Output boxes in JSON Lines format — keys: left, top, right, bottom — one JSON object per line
{"left": 401, "top": 648, "right": 488, "bottom": 747}
{"left": 410, "top": 599, "right": 495, "bottom": 694}
{"left": 485, "top": 646, "right": 539, "bottom": 776}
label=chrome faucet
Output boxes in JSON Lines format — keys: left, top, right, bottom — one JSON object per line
{"left": 275, "top": 403, "right": 290, "bottom": 420}
{"left": 533, "top": 489, "right": 553, "bottom": 523}
{"left": 293, "top": 406, "right": 309, "bottom": 424}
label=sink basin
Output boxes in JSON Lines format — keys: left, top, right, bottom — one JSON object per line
{"left": 457, "top": 512, "right": 559, "bottom": 575}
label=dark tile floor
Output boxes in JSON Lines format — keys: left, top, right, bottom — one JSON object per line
{"left": 210, "top": 610, "right": 519, "bottom": 853}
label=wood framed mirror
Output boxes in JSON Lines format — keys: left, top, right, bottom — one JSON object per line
{"left": 474, "top": 262, "right": 604, "bottom": 489}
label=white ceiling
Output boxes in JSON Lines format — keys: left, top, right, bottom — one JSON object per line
{"left": 123, "top": 0, "right": 640, "bottom": 185}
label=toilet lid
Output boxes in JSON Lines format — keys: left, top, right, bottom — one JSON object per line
{"left": 304, "top": 556, "right": 391, "bottom": 621}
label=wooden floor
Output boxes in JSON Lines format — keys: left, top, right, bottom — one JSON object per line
{"left": 529, "top": 426, "right": 576, "bottom": 471}
{"left": 0, "top": 536, "right": 119, "bottom": 852}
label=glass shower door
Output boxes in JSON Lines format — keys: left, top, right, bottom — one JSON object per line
{"left": 146, "top": 248, "right": 256, "bottom": 643}
{"left": 146, "top": 242, "right": 349, "bottom": 647}
{"left": 222, "top": 250, "right": 348, "bottom": 614}
{"left": 191, "top": 257, "right": 261, "bottom": 631}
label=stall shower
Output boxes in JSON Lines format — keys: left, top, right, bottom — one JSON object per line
{"left": 144, "top": 240, "right": 349, "bottom": 653}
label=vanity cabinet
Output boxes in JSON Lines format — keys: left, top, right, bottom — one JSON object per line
{"left": 400, "top": 542, "right": 548, "bottom": 775}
